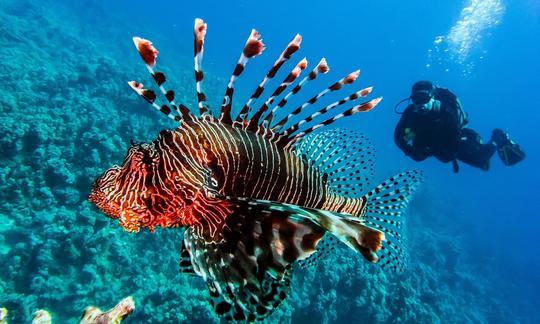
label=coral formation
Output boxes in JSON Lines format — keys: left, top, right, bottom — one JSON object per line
{"left": 80, "top": 296, "right": 135, "bottom": 324}
{"left": 1, "top": 297, "right": 134, "bottom": 323}
{"left": 0, "top": 308, "right": 7, "bottom": 324}
{"left": 0, "top": 0, "right": 527, "bottom": 323}
{"left": 32, "top": 310, "right": 51, "bottom": 324}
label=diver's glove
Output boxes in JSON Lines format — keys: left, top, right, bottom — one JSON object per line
{"left": 491, "top": 129, "right": 525, "bottom": 166}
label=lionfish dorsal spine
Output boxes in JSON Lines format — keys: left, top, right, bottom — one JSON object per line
{"left": 236, "top": 34, "right": 302, "bottom": 124}
{"left": 246, "top": 57, "right": 308, "bottom": 131}
{"left": 127, "top": 81, "right": 179, "bottom": 122}
{"left": 127, "top": 18, "right": 383, "bottom": 149}
{"left": 284, "top": 97, "right": 383, "bottom": 148}
{"left": 270, "top": 69, "right": 361, "bottom": 132}
{"left": 219, "top": 29, "right": 265, "bottom": 125}
{"left": 280, "top": 86, "right": 374, "bottom": 138}
{"left": 264, "top": 57, "right": 330, "bottom": 128}
{"left": 194, "top": 18, "right": 209, "bottom": 116}
{"left": 129, "top": 37, "right": 192, "bottom": 122}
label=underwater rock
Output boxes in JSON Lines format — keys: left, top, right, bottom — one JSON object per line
{"left": 79, "top": 296, "right": 135, "bottom": 324}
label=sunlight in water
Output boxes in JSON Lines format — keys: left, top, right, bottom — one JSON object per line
{"left": 427, "top": 0, "right": 505, "bottom": 76}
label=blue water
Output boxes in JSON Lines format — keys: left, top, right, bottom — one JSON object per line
{"left": 1, "top": 0, "right": 538, "bottom": 322}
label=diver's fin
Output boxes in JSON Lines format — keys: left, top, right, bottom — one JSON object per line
{"left": 295, "top": 128, "right": 376, "bottom": 198}
{"left": 497, "top": 143, "right": 525, "bottom": 166}
{"left": 360, "top": 170, "right": 423, "bottom": 272}
{"left": 492, "top": 129, "right": 525, "bottom": 166}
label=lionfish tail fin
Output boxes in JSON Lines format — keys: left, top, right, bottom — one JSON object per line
{"left": 359, "top": 170, "right": 423, "bottom": 272}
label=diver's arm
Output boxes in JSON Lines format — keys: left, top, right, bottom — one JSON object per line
{"left": 394, "top": 118, "right": 410, "bottom": 153}
{"left": 408, "top": 147, "right": 429, "bottom": 161}
{"left": 394, "top": 114, "right": 429, "bottom": 161}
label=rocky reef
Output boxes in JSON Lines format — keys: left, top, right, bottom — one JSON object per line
{"left": 80, "top": 296, "right": 134, "bottom": 324}
{"left": 1, "top": 296, "right": 133, "bottom": 323}
{"left": 0, "top": 0, "right": 520, "bottom": 323}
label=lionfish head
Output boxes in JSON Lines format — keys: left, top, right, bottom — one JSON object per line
{"left": 89, "top": 142, "right": 178, "bottom": 233}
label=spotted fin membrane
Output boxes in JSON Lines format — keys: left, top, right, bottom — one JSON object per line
{"left": 295, "top": 128, "right": 375, "bottom": 198}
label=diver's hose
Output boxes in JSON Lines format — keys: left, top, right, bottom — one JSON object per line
{"left": 394, "top": 97, "right": 410, "bottom": 114}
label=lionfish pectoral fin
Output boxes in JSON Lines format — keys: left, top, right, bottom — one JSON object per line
{"left": 203, "top": 268, "right": 293, "bottom": 322}
{"left": 297, "top": 233, "right": 338, "bottom": 269}
{"left": 182, "top": 202, "right": 324, "bottom": 321}
{"left": 221, "top": 196, "right": 386, "bottom": 263}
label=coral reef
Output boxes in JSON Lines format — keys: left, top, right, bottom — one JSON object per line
{"left": 1, "top": 296, "right": 134, "bottom": 323}
{"left": 80, "top": 296, "right": 135, "bottom": 324}
{"left": 0, "top": 0, "right": 524, "bottom": 323}
{"left": 0, "top": 308, "right": 7, "bottom": 324}
{"left": 32, "top": 310, "right": 51, "bottom": 324}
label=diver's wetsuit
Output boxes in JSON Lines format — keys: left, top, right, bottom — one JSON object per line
{"left": 394, "top": 88, "right": 496, "bottom": 171}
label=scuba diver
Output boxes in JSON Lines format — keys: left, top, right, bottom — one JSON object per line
{"left": 394, "top": 81, "right": 525, "bottom": 172}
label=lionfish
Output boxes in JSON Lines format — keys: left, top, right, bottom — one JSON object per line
{"left": 89, "top": 18, "right": 421, "bottom": 321}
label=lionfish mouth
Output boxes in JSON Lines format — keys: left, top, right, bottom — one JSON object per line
{"left": 88, "top": 188, "right": 121, "bottom": 220}
{"left": 118, "top": 209, "right": 143, "bottom": 233}
{"left": 88, "top": 167, "right": 122, "bottom": 219}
